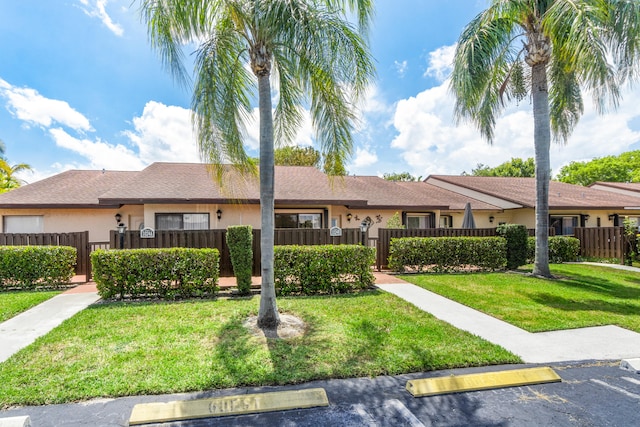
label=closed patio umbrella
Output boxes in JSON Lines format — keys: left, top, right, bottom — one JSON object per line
{"left": 461, "top": 202, "right": 476, "bottom": 229}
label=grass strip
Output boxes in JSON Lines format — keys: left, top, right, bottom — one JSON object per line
{"left": 401, "top": 264, "right": 640, "bottom": 333}
{"left": 0, "top": 290, "right": 61, "bottom": 322}
{"left": 0, "top": 290, "right": 519, "bottom": 407}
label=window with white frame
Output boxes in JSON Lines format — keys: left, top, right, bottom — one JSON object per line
{"left": 550, "top": 216, "right": 578, "bottom": 236}
{"left": 3, "top": 215, "right": 44, "bottom": 233}
{"left": 155, "top": 213, "right": 209, "bottom": 230}
{"left": 406, "top": 213, "right": 434, "bottom": 229}
{"left": 275, "top": 212, "right": 323, "bottom": 229}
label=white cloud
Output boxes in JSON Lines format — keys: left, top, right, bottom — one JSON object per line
{"left": 350, "top": 145, "right": 378, "bottom": 170}
{"left": 394, "top": 60, "right": 408, "bottom": 78}
{"left": 78, "top": 0, "right": 124, "bottom": 36}
{"left": 49, "top": 128, "right": 146, "bottom": 170}
{"left": 389, "top": 74, "right": 640, "bottom": 177}
{"left": 124, "top": 101, "right": 200, "bottom": 163}
{"left": 424, "top": 44, "right": 456, "bottom": 82}
{"left": 0, "top": 78, "right": 93, "bottom": 132}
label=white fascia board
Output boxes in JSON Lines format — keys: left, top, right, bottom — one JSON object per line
{"left": 427, "top": 178, "right": 524, "bottom": 210}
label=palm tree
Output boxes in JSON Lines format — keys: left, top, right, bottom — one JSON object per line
{"left": 140, "top": 0, "right": 374, "bottom": 327}
{"left": 451, "top": 0, "right": 640, "bottom": 277}
{"left": 0, "top": 160, "right": 32, "bottom": 193}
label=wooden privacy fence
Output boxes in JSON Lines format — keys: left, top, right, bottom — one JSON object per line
{"left": 376, "top": 228, "right": 498, "bottom": 270}
{"left": 573, "top": 227, "right": 624, "bottom": 263}
{"left": 0, "top": 232, "right": 90, "bottom": 277}
{"left": 109, "top": 228, "right": 362, "bottom": 276}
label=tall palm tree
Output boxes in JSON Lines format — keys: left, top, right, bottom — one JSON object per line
{"left": 140, "top": 0, "right": 374, "bottom": 327}
{"left": 451, "top": 0, "right": 640, "bottom": 277}
{"left": 0, "top": 160, "right": 32, "bottom": 193}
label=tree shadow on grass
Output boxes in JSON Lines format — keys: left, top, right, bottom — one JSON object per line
{"left": 550, "top": 272, "right": 640, "bottom": 300}
{"left": 529, "top": 292, "right": 639, "bottom": 318}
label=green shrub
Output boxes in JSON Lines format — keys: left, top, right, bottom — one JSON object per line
{"left": 388, "top": 237, "right": 507, "bottom": 273}
{"left": 226, "top": 225, "right": 253, "bottom": 295}
{"left": 496, "top": 224, "right": 528, "bottom": 269}
{"left": 0, "top": 246, "right": 76, "bottom": 289}
{"left": 526, "top": 236, "right": 580, "bottom": 263}
{"left": 91, "top": 248, "right": 219, "bottom": 299}
{"left": 274, "top": 245, "right": 375, "bottom": 295}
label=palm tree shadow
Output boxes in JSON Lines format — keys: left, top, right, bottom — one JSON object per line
{"left": 530, "top": 292, "right": 638, "bottom": 316}
{"left": 550, "top": 272, "right": 640, "bottom": 300}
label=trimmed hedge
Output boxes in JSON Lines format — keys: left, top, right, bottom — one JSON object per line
{"left": 388, "top": 237, "right": 507, "bottom": 272}
{"left": 526, "top": 236, "right": 580, "bottom": 263}
{"left": 91, "top": 248, "right": 220, "bottom": 299}
{"left": 0, "top": 246, "right": 76, "bottom": 289}
{"left": 496, "top": 224, "right": 528, "bottom": 269}
{"left": 274, "top": 245, "right": 375, "bottom": 295}
{"left": 226, "top": 225, "right": 253, "bottom": 295}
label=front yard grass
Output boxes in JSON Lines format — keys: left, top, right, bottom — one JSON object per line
{"left": 0, "top": 290, "right": 61, "bottom": 322}
{"left": 401, "top": 264, "right": 640, "bottom": 333}
{"left": 0, "top": 290, "right": 519, "bottom": 408}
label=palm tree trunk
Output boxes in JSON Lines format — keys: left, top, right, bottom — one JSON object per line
{"left": 257, "top": 72, "right": 280, "bottom": 328}
{"left": 531, "top": 63, "right": 552, "bottom": 278}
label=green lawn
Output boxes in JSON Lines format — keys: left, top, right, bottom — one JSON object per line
{"left": 0, "top": 290, "right": 519, "bottom": 407}
{"left": 0, "top": 290, "right": 61, "bottom": 322}
{"left": 401, "top": 264, "right": 640, "bottom": 333}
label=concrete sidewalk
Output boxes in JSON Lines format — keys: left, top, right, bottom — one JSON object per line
{"left": 376, "top": 267, "right": 640, "bottom": 363}
{"left": 0, "top": 284, "right": 100, "bottom": 363}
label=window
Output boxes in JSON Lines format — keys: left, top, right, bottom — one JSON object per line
{"left": 439, "top": 215, "right": 453, "bottom": 228}
{"left": 550, "top": 216, "right": 578, "bottom": 236}
{"left": 275, "top": 213, "right": 322, "bottom": 229}
{"left": 406, "top": 213, "right": 434, "bottom": 229}
{"left": 3, "top": 215, "right": 44, "bottom": 233}
{"left": 156, "top": 213, "right": 209, "bottom": 230}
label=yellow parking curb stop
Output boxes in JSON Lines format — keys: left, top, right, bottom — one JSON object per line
{"left": 406, "top": 366, "right": 561, "bottom": 397}
{"left": 129, "top": 388, "right": 329, "bottom": 425}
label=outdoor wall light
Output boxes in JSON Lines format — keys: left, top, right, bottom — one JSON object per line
{"left": 584, "top": 214, "right": 590, "bottom": 220}
{"left": 346, "top": 213, "right": 352, "bottom": 222}
{"left": 608, "top": 214, "right": 616, "bottom": 221}
{"left": 216, "top": 209, "right": 222, "bottom": 220}
{"left": 115, "top": 213, "right": 121, "bottom": 224}
{"left": 489, "top": 216, "right": 495, "bottom": 223}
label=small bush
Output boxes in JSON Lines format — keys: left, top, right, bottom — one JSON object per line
{"left": 0, "top": 246, "right": 76, "bottom": 289}
{"left": 274, "top": 245, "right": 375, "bottom": 295}
{"left": 388, "top": 237, "right": 507, "bottom": 273}
{"left": 496, "top": 224, "right": 528, "bottom": 269}
{"left": 91, "top": 248, "right": 219, "bottom": 299}
{"left": 526, "top": 236, "right": 580, "bottom": 263}
{"left": 226, "top": 225, "right": 253, "bottom": 295}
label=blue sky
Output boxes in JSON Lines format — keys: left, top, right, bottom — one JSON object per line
{"left": 1, "top": 0, "right": 639, "bottom": 184}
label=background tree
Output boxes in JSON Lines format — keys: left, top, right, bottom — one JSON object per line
{"left": 274, "top": 146, "right": 321, "bottom": 168}
{"left": 383, "top": 171, "right": 421, "bottom": 182}
{"left": 466, "top": 157, "right": 536, "bottom": 177}
{"left": 141, "top": 0, "right": 374, "bottom": 328}
{"left": 451, "top": 0, "right": 640, "bottom": 277}
{"left": 557, "top": 150, "right": 640, "bottom": 186}
{"left": 0, "top": 161, "right": 32, "bottom": 193}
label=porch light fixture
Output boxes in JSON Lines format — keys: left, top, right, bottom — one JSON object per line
{"left": 584, "top": 214, "right": 590, "bottom": 220}
{"left": 489, "top": 216, "right": 494, "bottom": 223}
{"left": 216, "top": 209, "right": 222, "bottom": 220}
{"left": 115, "top": 213, "right": 121, "bottom": 224}
{"left": 608, "top": 214, "right": 615, "bottom": 221}
{"left": 346, "top": 213, "right": 352, "bottom": 222}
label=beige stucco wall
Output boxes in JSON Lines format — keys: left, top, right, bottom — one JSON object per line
{"left": 143, "top": 203, "right": 262, "bottom": 230}
{"left": 0, "top": 207, "right": 144, "bottom": 242}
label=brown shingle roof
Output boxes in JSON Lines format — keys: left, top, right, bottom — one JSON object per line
{"left": 590, "top": 181, "right": 640, "bottom": 193}
{"left": 98, "top": 163, "right": 370, "bottom": 206}
{"left": 0, "top": 170, "right": 137, "bottom": 208}
{"left": 427, "top": 175, "right": 640, "bottom": 209}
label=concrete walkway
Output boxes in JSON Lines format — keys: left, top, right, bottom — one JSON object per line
{"left": 376, "top": 265, "right": 640, "bottom": 363}
{"left": 0, "top": 284, "right": 100, "bottom": 363}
